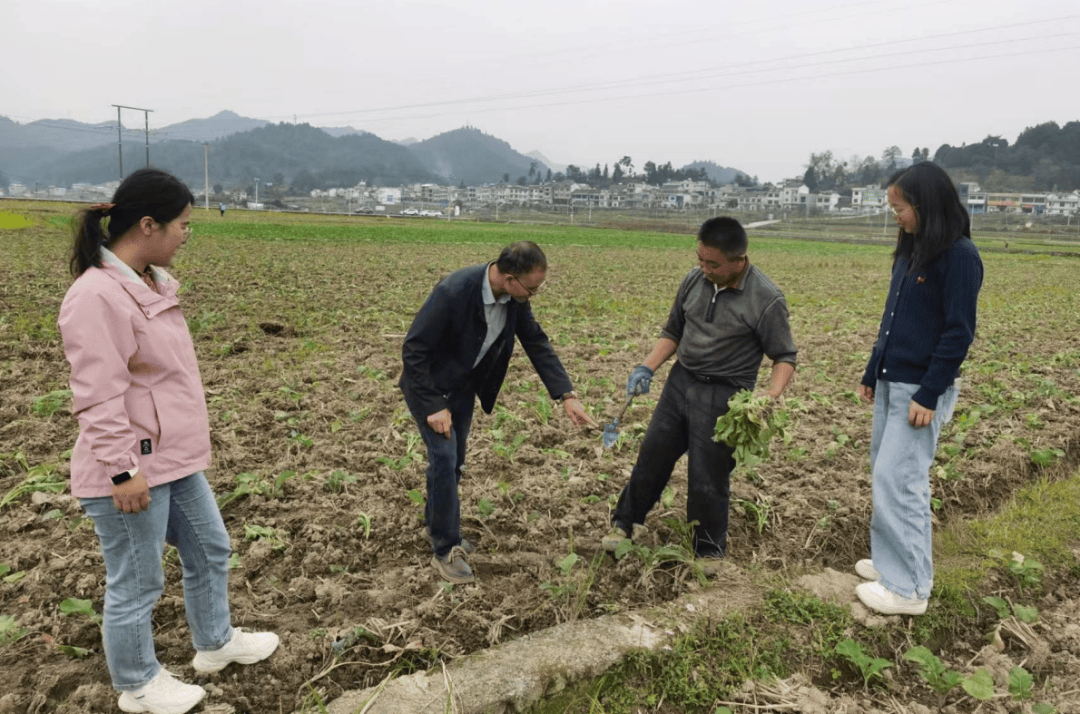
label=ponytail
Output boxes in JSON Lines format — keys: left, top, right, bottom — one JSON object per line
{"left": 69, "top": 206, "right": 111, "bottom": 277}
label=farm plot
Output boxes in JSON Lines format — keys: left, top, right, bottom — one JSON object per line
{"left": 1, "top": 203, "right": 1079, "bottom": 713}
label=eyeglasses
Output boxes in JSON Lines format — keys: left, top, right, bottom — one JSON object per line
{"left": 510, "top": 275, "right": 545, "bottom": 296}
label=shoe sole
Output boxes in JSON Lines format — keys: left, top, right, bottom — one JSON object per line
{"left": 192, "top": 652, "right": 270, "bottom": 674}
{"left": 118, "top": 689, "right": 205, "bottom": 714}
{"left": 430, "top": 556, "right": 475, "bottom": 584}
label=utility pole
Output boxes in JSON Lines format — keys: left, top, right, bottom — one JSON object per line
{"left": 112, "top": 104, "right": 154, "bottom": 177}
{"left": 203, "top": 143, "right": 210, "bottom": 212}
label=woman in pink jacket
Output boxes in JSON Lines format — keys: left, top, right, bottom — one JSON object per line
{"left": 59, "top": 168, "right": 278, "bottom": 714}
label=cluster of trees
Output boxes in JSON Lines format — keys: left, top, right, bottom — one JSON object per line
{"left": 802, "top": 146, "right": 932, "bottom": 192}
{"left": 508, "top": 156, "right": 726, "bottom": 189}
{"left": 801, "top": 122, "right": 1080, "bottom": 194}
{"left": 933, "top": 121, "right": 1080, "bottom": 191}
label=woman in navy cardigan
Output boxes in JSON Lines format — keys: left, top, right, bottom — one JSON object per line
{"left": 855, "top": 162, "right": 983, "bottom": 616}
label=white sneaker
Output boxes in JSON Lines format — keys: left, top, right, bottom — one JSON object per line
{"left": 855, "top": 581, "right": 927, "bottom": 616}
{"left": 855, "top": 559, "right": 881, "bottom": 581}
{"left": 118, "top": 669, "right": 205, "bottom": 714}
{"left": 192, "top": 628, "right": 280, "bottom": 674}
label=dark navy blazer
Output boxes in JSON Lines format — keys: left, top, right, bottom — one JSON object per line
{"left": 399, "top": 263, "right": 573, "bottom": 418}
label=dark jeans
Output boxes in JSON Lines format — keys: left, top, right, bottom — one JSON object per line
{"left": 403, "top": 387, "right": 475, "bottom": 557}
{"left": 612, "top": 361, "right": 738, "bottom": 558}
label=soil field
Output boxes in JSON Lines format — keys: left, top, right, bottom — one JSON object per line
{"left": 2, "top": 202, "right": 1079, "bottom": 713}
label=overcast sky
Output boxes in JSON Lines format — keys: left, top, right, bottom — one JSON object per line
{"left": 7, "top": 0, "right": 1080, "bottom": 183}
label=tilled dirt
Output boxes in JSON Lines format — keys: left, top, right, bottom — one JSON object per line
{"left": 2, "top": 209, "right": 1079, "bottom": 713}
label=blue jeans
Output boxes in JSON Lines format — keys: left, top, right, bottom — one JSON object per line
{"left": 612, "top": 361, "right": 738, "bottom": 557}
{"left": 80, "top": 471, "right": 233, "bottom": 691}
{"left": 403, "top": 387, "right": 475, "bottom": 557}
{"left": 869, "top": 380, "right": 958, "bottom": 600}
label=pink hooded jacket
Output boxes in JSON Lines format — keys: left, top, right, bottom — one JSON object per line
{"left": 58, "top": 259, "right": 211, "bottom": 498}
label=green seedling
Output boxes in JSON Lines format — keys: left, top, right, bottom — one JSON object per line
{"left": 60, "top": 598, "right": 102, "bottom": 625}
{"left": 216, "top": 472, "right": 272, "bottom": 509}
{"left": 406, "top": 489, "right": 425, "bottom": 506}
{"left": 990, "top": 549, "right": 1044, "bottom": 591}
{"left": 325, "top": 470, "right": 358, "bottom": 493}
{"left": 733, "top": 497, "right": 771, "bottom": 534}
{"left": 835, "top": 638, "right": 892, "bottom": 688}
{"left": 982, "top": 595, "right": 1010, "bottom": 620}
{"left": 1008, "top": 665, "right": 1033, "bottom": 700}
{"left": 961, "top": 669, "right": 994, "bottom": 701}
{"left": 477, "top": 497, "right": 495, "bottom": 520}
{"left": 356, "top": 513, "right": 372, "bottom": 538}
{"left": 31, "top": 389, "right": 72, "bottom": 417}
{"left": 57, "top": 644, "right": 92, "bottom": 659}
{"left": 0, "top": 615, "right": 29, "bottom": 647}
{"left": 532, "top": 391, "right": 553, "bottom": 425}
{"left": 1, "top": 466, "right": 65, "bottom": 509}
{"left": 492, "top": 433, "right": 528, "bottom": 461}
{"left": 557, "top": 552, "right": 580, "bottom": 576}
{"left": 244, "top": 524, "right": 288, "bottom": 552}
{"left": 1030, "top": 447, "right": 1064, "bottom": 467}
{"left": 227, "top": 553, "right": 242, "bottom": 570}
{"left": 903, "top": 646, "right": 961, "bottom": 694}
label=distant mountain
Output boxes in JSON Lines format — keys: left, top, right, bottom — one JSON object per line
{"left": 395, "top": 137, "right": 419, "bottom": 147}
{"left": 682, "top": 160, "right": 741, "bottom": 185}
{"left": 31, "top": 123, "right": 437, "bottom": 189}
{"left": 408, "top": 127, "right": 550, "bottom": 186}
{"left": 154, "top": 110, "right": 270, "bottom": 143}
{"left": 527, "top": 150, "right": 564, "bottom": 175}
{"left": 322, "top": 125, "right": 369, "bottom": 138}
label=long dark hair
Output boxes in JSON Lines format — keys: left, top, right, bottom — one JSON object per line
{"left": 888, "top": 161, "right": 971, "bottom": 273}
{"left": 69, "top": 168, "right": 194, "bottom": 277}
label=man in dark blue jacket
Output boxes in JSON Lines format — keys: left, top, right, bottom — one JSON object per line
{"left": 400, "top": 241, "right": 595, "bottom": 583}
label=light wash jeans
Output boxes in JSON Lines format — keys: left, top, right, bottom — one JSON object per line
{"left": 869, "top": 380, "right": 958, "bottom": 600}
{"left": 80, "top": 471, "right": 233, "bottom": 691}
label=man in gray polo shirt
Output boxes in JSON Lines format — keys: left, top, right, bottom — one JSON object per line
{"left": 603, "top": 216, "right": 797, "bottom": 570}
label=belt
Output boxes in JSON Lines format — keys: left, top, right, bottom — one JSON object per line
{"left": 687, "top": 370, "right": 737, "bottom": 387}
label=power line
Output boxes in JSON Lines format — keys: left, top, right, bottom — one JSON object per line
{"left": 276, "top": 14, "right": 1080, "bottom": 124}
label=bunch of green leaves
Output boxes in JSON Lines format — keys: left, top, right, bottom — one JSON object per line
{"left": 1, "top": 465, "right": 65, "bottom": 509}
{"left": 713, "top": 391, "right": 800, "bottom": 465}
{"left": 60, "top": 597, "right": 102, "bottom": 625}
{"left": 243, "top": 524, "right": 288, "bottom": 552}
{"left": 31, "top": 389, "right": 72, "bottom": 417}
{"left": 903, "top": 646, "right": 962, "bottom": 694}
{"left": 834, "top": 638, "right": 893, "bottom": 688}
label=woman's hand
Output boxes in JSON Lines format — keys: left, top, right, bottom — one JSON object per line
{"left": 908, "top": 400, "right": 935, "bottom": 428}
{"left": 112, "top": 473, "right": 151, "bottom": 513}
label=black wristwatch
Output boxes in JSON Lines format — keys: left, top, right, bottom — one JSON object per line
{"left": 111, "top": 471, "right": 133, "bottom": 486}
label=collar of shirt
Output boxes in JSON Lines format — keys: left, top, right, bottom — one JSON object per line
{"left": 99, "top": 246, "right": 172, "bottom": 288}
{"left": 483, "top": 262, "right": 512, "bottom": 306}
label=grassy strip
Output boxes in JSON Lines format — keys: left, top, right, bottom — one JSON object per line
{"left": 533, "top": 467, "right": 1080, "bottom": 713}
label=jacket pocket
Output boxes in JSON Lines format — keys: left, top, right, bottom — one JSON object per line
{"left": 125, "top": 388, "right": 162, "bottom": 447}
